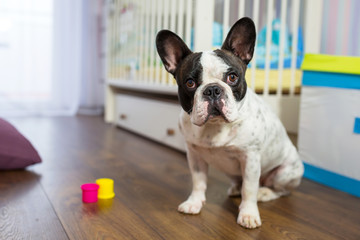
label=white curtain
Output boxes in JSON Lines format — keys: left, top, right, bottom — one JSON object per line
{"left": 78, "top": 0, "right": 105, "bottom": 116}
{"left": 51, "top": 0, "right": 83, "bottom": 116}
{"left": 0, "top": 0, "right": 104, "bottom": 117}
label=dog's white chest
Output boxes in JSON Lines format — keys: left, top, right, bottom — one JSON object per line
{"left": 180, "top": 113, "right": 249, "bottom": 176}
{"left": 189, "top": 145, "right": 246, "bottom": 176}
{"left": 182, "top": 119, "right": 239, "bottom": 147}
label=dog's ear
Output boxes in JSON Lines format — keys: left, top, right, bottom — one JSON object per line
{"left": 221, "top": 17, "right": 256, "bottom": 65}
{"left": 156, "top": 30, "right": 192, "bottom": 76}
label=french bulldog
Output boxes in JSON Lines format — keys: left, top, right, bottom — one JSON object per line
{"left": 156, "top": 17, "right": 304, "bottom": 229}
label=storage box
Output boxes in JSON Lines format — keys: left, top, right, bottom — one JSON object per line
{"left": 298, "top": 54, "right": 360, "bottom": 197}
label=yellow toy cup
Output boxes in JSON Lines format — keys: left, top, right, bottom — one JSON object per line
{"left": 96, "top": 178, "right": 115, "bottom": 199}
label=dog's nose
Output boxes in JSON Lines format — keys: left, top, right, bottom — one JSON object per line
{"left": 203, "top": 85, "right": 222, "bottom": 100}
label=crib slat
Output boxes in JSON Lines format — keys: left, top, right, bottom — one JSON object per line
{"left": 172, "top": 1, "right": 185, "bottom": 86}
{"left": 177, "top": 0, "right": 184, "bottom": 38}
{"left": 114, "top": 0, "right": 118, "bottom": 79}
{"left": 118, "top": 0, "right": 122, "bottom": 80}
{"left": 135, "top": 0, "right": 141, "bottom": 82}
{"left": 111, "top": 0, "right": 116, "bottom": 79}
{"left": 109, "top": 0, "right": 114, "bottom": 79}
{"left": 121, "top": 0, "right": 127, "bottom": 80}
{"left": 121, "top": 0, "right": 126, "bottom": 79}
{"left": 110, "top": 0, "right": 114, "bottom": 79}
{"left": 290, "top": 0, "right": 300, "bottom": 95}
{"left": 116, "top": 0, "right": 121, "bottom": 79}
{"left": 133, "top": 0, "right": 137, "bottom": 80}
{"left": 304, "top": 0, "right": 323, "bottom": 54}
{"left": 238, "top": 0, "right": 245, "bottom": 19}
{"left": 168, "top": 0, "right": 177, "bottom": 84}
{"left": 105, "top": 0, "right": 109, "bottom": 79}
{"left": 140, "top": 0, "right": 146, "bottom": 82}
{"left": 161, "top": 0, "right": 169, "bottom": 85}
{"left": 145, "top": 0, "right": 151, "bottom": 82}
{"left": 250, "top": 0, "right": 259, "bottom": 90}
{"left": 185, "top": 0, "right": 192, "bottom": 47}
{"left": 149, "top": 0, "right": 156, "bottom": 83}
{"left": 223, "top": 0, "right": 230, "bottom": 42}
{"left": 126, "top": 0, "right": 131, "bottom": 80}
{"left": 155, "top": 0, "right": 162, "bottom": 84}
{"left": 277, "top": 0, "right": 287, "bottom": 96}
{"left": 170, "top": 0, "right": 176, "bottom": 32}
{"left": 193, "top": 0, "right": 214, "bottom": 52}
{"left": 264, "top": 0, "right": 274, "bottom": 96}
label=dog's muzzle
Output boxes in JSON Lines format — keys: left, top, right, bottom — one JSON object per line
{"left": 202, "top": 85, "right": 226, "bottom": 119}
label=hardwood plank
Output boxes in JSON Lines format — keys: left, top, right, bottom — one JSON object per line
{"left": 0, "top": 170, "right": 68, "bottom": 240}
{"left": 7, "top": 116, "right": 360, "bottom": 240}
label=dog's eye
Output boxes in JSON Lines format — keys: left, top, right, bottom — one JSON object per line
{"left": 185, "top": 79, "right": 196, "bottom": 89}
{"left": 227, "top": 73, "right": 239, "bottom": 85}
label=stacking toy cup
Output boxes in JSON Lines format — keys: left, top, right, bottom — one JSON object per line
{"left": 96, "top": 178, "right": 115, "bottom": 199}
{"left": 81, "top": 183, "right": 100, "bottom": 203}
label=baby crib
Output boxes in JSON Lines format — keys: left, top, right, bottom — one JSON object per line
{"left": 104, "top": 0, "right": 323, "bottom": 134}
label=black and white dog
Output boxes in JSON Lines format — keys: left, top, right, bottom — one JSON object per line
{"left": 156, "top": 17, "right": 304, "bottom": 229}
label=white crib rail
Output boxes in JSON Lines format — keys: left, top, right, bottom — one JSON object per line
{"left": 222, "top": 0, "right": 230, "bottom": 42}
{"left": 185, "top": 0, "right": 193, "bottom": 46}
{"left": 264, "top": 0, "right": 274, "bottom": 97}
{"left": 250, "top": 0, "right": 259, "bottom": 91}
{"left": 277, "top": 0, "right": 287, "bottom": 97}
{"left": 290, "top": 0, "right": 300, "bottom": 96}
{"left": 238, "top": 0, "right": 245, "bottom": 19}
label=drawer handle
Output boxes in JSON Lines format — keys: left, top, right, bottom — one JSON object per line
{"left": 120, "top": 114, "right": 127, "bottom": 120}
{"left": 167, "top": 128, "right": 175, "bottom": 136}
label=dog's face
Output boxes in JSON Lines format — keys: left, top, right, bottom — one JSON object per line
{"left": 156, "top": 18, "right": 256, "bottom": 126}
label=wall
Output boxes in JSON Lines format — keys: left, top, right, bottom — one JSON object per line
{"left": 320, "top": 0, "right": 360, "bottom": 56}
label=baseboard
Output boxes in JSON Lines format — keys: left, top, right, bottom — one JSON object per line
{"left": 77, "top": 106, "right": 104, "bottom": 116}
{"left": 303, "top": 162, "right": 360, "bottom": 198}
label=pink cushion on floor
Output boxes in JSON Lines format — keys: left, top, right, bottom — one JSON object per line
{"left": 0, "top": 118, "right": 41, "bottom": 170}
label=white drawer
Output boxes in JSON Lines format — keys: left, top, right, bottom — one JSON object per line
{"left": 115, "top": 94, "right": 186, "bottom": 151}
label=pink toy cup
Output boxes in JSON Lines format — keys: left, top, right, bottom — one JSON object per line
{"left": 81, "top": 183, "right": 100, "bottom": 203}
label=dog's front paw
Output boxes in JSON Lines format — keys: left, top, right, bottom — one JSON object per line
{"left": 237, "top": 203, "right": 262, "bottom": 229}
{"left": 178, "top": 199, "right": 204, "bottom": 214}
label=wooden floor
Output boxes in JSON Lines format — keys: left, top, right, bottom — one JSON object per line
{"left": 1, "top": 116, "right": 359, "bottom": 240}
